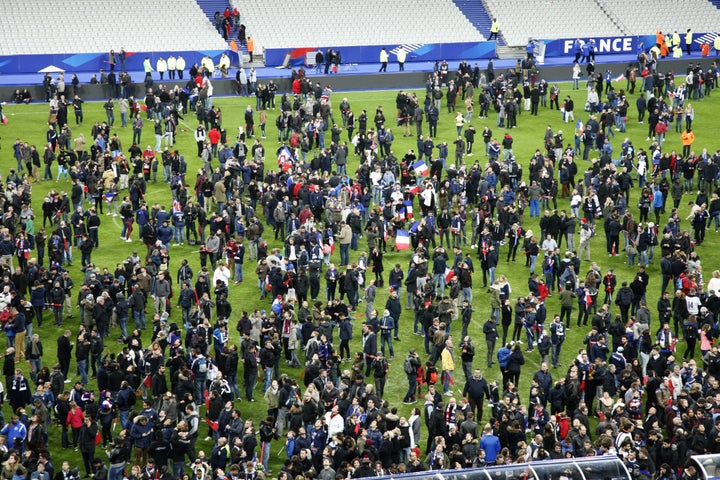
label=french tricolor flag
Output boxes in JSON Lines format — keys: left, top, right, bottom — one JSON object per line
{"left": 576, "top": 119, "right": 584, "bottom": 133}
{"left": 396, "top": 230, "right": 410, "bottom": 250}
{"left": 403, "top": 200, "right": 413, "bottom": 219}
{"left": 277, "top": 145, "right": 293, "bottom": 166}
{"left": 408, "top": 185, "right": 421, "bottom": 195}
{"left": 413, "top": 160, "right": 429, "bottom": 177}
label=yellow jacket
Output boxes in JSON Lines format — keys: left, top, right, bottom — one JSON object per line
{"left": 441, "top": 347, "right": 455, "bottom": 371}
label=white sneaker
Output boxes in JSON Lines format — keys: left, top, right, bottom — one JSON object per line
{"left": 444, "top": 390, "right": 453, "bottom": 396}
{"left": 204, "top": 436, "right": 212, "bottom": 441}
{"left": 64, "top": 379, "right": 72, "bottom": 383}
{"left": 125, "top": 238, "right": 132, "bottom": 242}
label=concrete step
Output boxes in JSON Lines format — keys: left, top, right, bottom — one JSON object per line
{"left": 496, "top": 45, "right": 525, "bottom": 59}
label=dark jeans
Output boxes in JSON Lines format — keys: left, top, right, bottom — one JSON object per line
{"left": 560, "top": 306, "right": 573, "bottom": 327}
{"left": 244, "top": 374, "right": 257, "bottom": 401}
{"left": 403, "top": 373, "right": 417, "bottom": 402}
{"left": 577, "top": 304, "right": 588, "bottom": 326}
{"left": 468, "top": 396, "right": 485, "bottom": 422}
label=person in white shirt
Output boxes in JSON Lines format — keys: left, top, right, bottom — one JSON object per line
{"left": 685, "top": 289, "right": 702, "bottom": 315}
{"left": 541, "top": 234, "right": 557, "bottom": 255}
{"left": 213, "top": 261, "right": 231, "bottom": 288}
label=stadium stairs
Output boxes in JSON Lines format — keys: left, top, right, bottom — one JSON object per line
{"left": 592, "top": 0, "right": 631, "bottom": 35}
{"left": 708, "top": 0, "right": 720, "bottom": 9}
{"left": 451, "top": 0, "right": 505, "bottom": 45}
{"left": 195, "top": 0, "right": 264, "bottom": 66}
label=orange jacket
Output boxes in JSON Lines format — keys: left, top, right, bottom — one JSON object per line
{"left": 656, "top": 30, "right": 664, "bottom": 46}
{"left": 247, "top": 38, "right": 254, "bottom": 53}
{"left": 682, "top": 131, "right": 695, "bottom": 146}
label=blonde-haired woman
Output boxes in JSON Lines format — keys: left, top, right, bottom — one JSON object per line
{"left": 1, "top": 453, "right": 25, "bottom": 480}
{"left": 685, "top": 103, "right": 694, "bottom": 131}
{"left": 707, "top": 269, "right": 720, "bottom": 295}
{"left": 527, "top": 236, "right": 539, "bottom": 275}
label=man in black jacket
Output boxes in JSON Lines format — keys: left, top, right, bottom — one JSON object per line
{"left": 57, "top": 330, "right": 74, "bottom": 379}
{"left": 242, "top": 344, "right": 258, "bottom": 402}
{"left": 463, "top": 369, "right": 489, "bottom": 422}
{"left": 362, "top": 323, "right": 377, "bottom": 377}
{"left": 483, "top": 318, "right": 499, "bottom": 368}
{"left": 426, "top": 401, "right": 447, "bottom": 453}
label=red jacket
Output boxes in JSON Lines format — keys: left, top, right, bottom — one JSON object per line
{"left": 67, "top": 407, "right": 85, "bottom": 428}
{"left": 208, "top": 128, "right": 221, "bottom": 145}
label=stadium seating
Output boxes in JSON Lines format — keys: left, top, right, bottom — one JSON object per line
{"left": 600, "top": 0, "right": 720, "bottom": 35}
{"left": 483, "top": 0, "right": 623, "bottom": 46}
{"left": 229, "top": 0, "right": 485, "bottom": 52}
{"left": 0, "top": 0, "right": 227, "bottom": 55}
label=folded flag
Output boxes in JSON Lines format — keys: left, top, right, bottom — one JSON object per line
{"left": 103, "top": 192, "right": 117, "bottom": 203}
{"left": 576, "top": 119, "right": 584, "bottom": 133}
{"left": 205, "top": 418, "right": 219, "bottom": 431}
{"left": 408, "top": 185, "right": 421, "bottom": 195}
{"left": 396, "top": 230, "right": 410, "bottom": 250}
{"left": 614, "top": 74, "right": 625, "bottom": 83}
{"left": 413, "top": 160, "right": 429, "bottom": 177}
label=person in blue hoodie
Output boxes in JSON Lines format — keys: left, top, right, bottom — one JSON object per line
{"left": 135, "top": 205, "right": 149, "bottom": 240}
{"left": 496, "top": 343, "right": 511, "bottom": 387}
{"left": 580, "top": 41, "right": 591, "bottom": 63}
{"left": 573, "top": 39, "right": 582, "bottom": 63}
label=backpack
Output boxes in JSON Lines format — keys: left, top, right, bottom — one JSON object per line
{"left": 195, "top": 356, "right": 208, "bottom": 374}
{"left": 403, "top": 356, "right": 415, "bottom": 375}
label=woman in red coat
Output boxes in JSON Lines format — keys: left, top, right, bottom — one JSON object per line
{"left": 66, "top": 401, "right": 85, "bottom": 450}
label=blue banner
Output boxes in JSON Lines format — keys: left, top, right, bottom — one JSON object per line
{"left": 0, "top": 50, "right": 228, "bottom": 75}
{"left": 541, "top": 36, "right": 639, "bottom": 58}
{"left": 539, "top": 33, "right": 715, "bottom": 58}
{"left": 264, "top": 41, "right": 497, "bottom": 67}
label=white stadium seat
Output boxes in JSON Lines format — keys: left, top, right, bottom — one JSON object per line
{"left": 0, "top": 0, "right": 227, "bottom": 56}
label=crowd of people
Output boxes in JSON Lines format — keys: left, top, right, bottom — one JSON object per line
{"left": 2, "top": 36, "right": 720, "bottom": 480}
